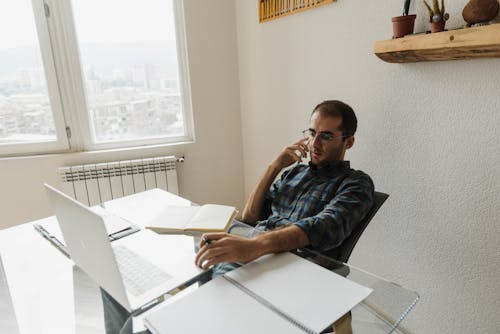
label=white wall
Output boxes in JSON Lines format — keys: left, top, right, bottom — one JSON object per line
{"left": 0, "top": 0, "right": 245, "bottom": 229}
{"left": 235, "top": 1, "right": 500, "bottom": 333}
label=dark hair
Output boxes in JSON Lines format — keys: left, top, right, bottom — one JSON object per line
{"left": 312, "top": 100, "right": 357, "bottom": 139}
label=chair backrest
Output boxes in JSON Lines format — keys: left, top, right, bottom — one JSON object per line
{"left": 337, "top": 191, "right": 389, "bottom": 263}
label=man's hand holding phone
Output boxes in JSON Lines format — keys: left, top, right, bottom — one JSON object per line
{"left": 270, "top": 138, "right": 309, "bottom": 171}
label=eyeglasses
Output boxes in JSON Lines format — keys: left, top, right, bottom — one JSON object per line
{"left": 302, "top": 129, "right": 348, "bottom": 142}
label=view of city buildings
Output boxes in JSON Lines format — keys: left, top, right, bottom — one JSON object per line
{"left": 0, "top": 67, "right": 55, "bottom": 142}
{"left": 0, "top": 60, "right": 184, "bottom": 144}
{"left": 84, "top": 63, "right": 183, "bottom": 142}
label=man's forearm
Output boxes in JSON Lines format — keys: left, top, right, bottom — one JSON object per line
{"left": 242, "top": 163, "right": 282, "bottom": 224}
{"left": 195, "top": 225, "right": 311, "bottom": 269}
{"left": 253, "top": 225, "right": 310, "bottom": 257}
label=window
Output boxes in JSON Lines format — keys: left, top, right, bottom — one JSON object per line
{"left": 0, "top": 0, "right": 192, "bottom": 156}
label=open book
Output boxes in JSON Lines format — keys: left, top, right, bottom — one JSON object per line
{"left": 144, "top": 252, "right": 372, "bottom": 334}
{"left": 144, "top": 205, "right": 238, "bottom": 235}
{"left": 102, "top": 189, "right": 238, "bottom": 236}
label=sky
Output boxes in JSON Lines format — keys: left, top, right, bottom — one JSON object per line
{"left": 0, "top": 0, "right": 177, "bottom": 49}
{"left": 72, "top": 0, "right": 177, "bottom": 44}
{"left": 0, "top": 0, "right": 179, "bottom": 75}
{"left": 0, "top": 0, "right": 39, "bottom": 49}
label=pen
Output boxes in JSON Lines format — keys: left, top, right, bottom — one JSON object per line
{"left": 202, "top": 235, "right": 212, "bottom": 245}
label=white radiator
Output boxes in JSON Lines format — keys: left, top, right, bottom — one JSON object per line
{"left": 58, "top": 155, "right": 183, "bottom": 206}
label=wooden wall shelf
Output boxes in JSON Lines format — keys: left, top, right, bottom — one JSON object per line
{"left": 374, "top": 23, "right": 500, "bottom": 63}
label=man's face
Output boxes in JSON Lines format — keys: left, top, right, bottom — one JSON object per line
{"left": 307, "top": 111, "right": 354, "bottom": 167}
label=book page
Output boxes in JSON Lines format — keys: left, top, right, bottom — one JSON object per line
{"left": 146, "top": 206, "right": 199, "bottom": 231}
{"left": 186, "top": 204, "right": 236, "bottom": 232}
{"left": 226, "top": 252, "right": 373, "bottom": 333}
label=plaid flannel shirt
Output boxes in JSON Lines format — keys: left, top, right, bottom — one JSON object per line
{"left": 256, "top": 160, "right": 374, "bottom": 252}
{"left": 212, "top": 161, "right": 374, "bottom": 276}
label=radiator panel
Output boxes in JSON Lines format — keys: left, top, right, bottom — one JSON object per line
{"left": 58, "top": 156, "right": 181, "bottom": 206}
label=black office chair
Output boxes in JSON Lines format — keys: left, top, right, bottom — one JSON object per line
{"left": 295, "top": 191, "right": 389, "bottom": 274}
{"left": 337, "top": 191, "right": 389, "bottom": 263}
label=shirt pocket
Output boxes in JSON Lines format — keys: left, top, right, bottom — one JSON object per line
{"left": 303, "top": 185, "right": 333, "bottom": 216}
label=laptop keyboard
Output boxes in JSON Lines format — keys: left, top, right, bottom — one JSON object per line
{"left": 113, "top": 245, "right": 172, "bottom": 296}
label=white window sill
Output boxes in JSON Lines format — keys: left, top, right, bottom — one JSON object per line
{"left": 0, "top": 139, "right": 195, "bottom": 162}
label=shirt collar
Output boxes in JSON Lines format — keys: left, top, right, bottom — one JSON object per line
{"left": 308, "top": 160, "right": 350, "bottom": 174}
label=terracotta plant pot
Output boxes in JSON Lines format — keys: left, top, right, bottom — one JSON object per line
{"left": 430, "top": 20, "right": 446, "bottom": 33}
{"left": 392, "top": 14, "right": 416, "bottom": 38}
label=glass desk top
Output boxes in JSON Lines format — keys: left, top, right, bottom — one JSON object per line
{"left": 300, "top": 251, "right": 419, "bottom": 334}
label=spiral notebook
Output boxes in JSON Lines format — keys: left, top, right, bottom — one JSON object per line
{"left": 34, "top": 206, "right": 140, "bottom": 257}
{"left": 144, "top": 252, "right": 372, "bottom": 334}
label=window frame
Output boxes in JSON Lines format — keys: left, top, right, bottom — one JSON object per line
{"left": 0, "top": 0, "right": 194, "bottom": 157}
{"left": 0, "top": 0, "right": 70, "bottom": 156}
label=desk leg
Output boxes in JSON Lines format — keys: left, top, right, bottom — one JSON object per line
{"left": 73, "top": 266, "right": 105, "bottom": 333}
{"left": 332, "top": 311, "right": 352, "bottom": 334}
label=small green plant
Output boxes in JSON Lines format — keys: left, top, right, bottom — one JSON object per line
{"left": 423, "top": 0, "right": 449, "bottom": 22}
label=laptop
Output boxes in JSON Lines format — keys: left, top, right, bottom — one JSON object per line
{"left": 44, "top": 184, "right": 203, "bottom": 312}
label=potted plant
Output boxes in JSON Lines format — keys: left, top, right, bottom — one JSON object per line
{"left": 392, "top": 0, "right": 417, "bottom": 38}
{"left": 423, "top": 0, "right": 450, "bottom": 32}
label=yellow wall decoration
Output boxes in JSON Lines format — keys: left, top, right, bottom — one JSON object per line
{"left": 259, "top": 0, "right": 336, "bottom": 23}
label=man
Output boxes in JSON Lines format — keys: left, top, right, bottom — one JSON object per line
{"left": 195, "top": 100, "right": 374, "bottom": 272}
{"left": 103, "top": 100, "right": 374, "bottom": 333}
